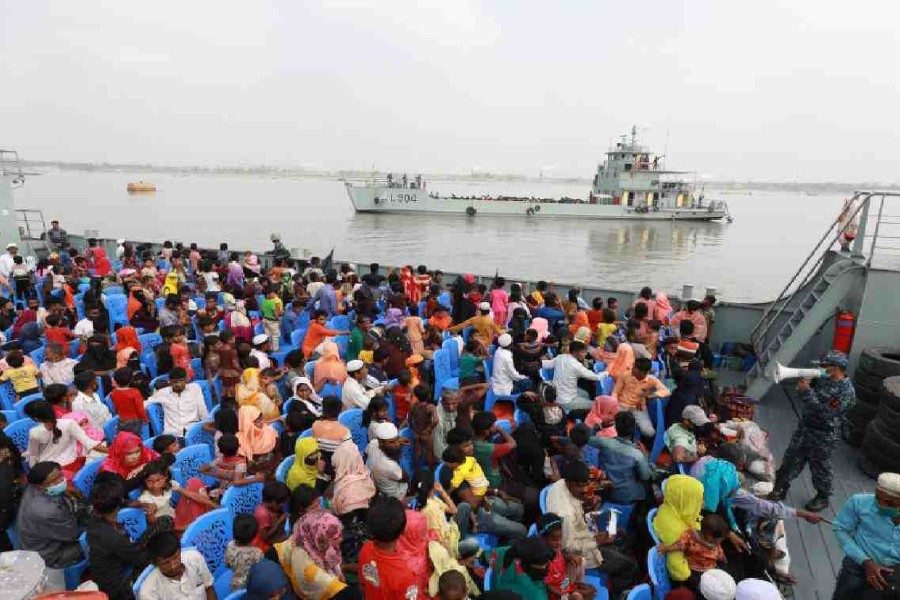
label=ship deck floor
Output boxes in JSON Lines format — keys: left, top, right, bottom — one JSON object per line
{"left": 726, "top": 375, "right": 872, "bottom": 600}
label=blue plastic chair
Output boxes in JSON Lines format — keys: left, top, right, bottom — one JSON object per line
{"left": 276, "top": 455, "right": 295, "bottom": 483}
{"left": 0, "top": 382, "right": 16, "bottom": 411}
{"left": 290, "top": 328, "right": 308, "bottom": 349}
{"left": 139, "top": 332, "right": 163, "bottom": 350}
{"left": 194, "top": 380, "right": 214, "bottom": 412}
{"left": 0, "top": 409, "right": 15, "bottom": 425}
{"left": 185, "top": 420, "right": 215, "bottom": 451}
{"left": 29, "top": 346, "right": 45, "bottom": 367}
{"left": 513, "top": 408, "right": 530, "bottom": 426}
{"left": 214, "top": 568, "right": 235, "bottom": 600}
{"left": 485, "top": 389, "right": 518, "bottom": 413}
{"left": 141, "top": 351, "right": 158, "bottom": 379}
{"left": 4, "top": 418, "right": 34, "bottom": 453}
{"left": 65, "top": 556, "right": 89, "bottom": 590}
{"left": 14, "top": 393, "right": 44, "bottom": 420}
{"left": 647, "top": 546, "right": 671, "bottom": 600}
{"left": 495, "top": 419, "right": 512, "bottom": 434}
{"left": 598, "top": 502, "right": 635, "bottom": 534}
{"left": 647, "top": 507, "right": 661, "bottom": 544}
{"left": 627, "top": 583, "right": 652, "bottom": 600}
{"left": 181, "top": 508, "right": 233, "bottom": 577}
{"left": 73, "top": 458, "right": 105, "bottom": 498}
{"left": 320, "top": 381, "right": 342, "bottom": 401}
{"left": 146, "top": 403, "right": 165, "bottom": 436}
{"left": 150, "top": 374, "right": 170, "bottom": 389}
{"left": 334, "top": 335, "right": 349, "bottom": 359}
{"left": 648, "top": 397, "right": 668, "bottom": 464}
{"left": 539, "top": 484, "right": 551, "bottom": 513}
{"left": 304, "top": 360, "right": 317, "bottom": 380}
{"left": 174, "top": 444, "right": 215, "bottom": 487}
{"left": 337, "top": 408, "right": 367, "bottom": 454}
{"left": 117, "top": 507, "right": 148, "bottom": 541}
{"left": 104, "top": 416, "right": 120, "bottom": 444}
{"left": 300, "top": 427, "right": 312, "bottom": 438}
{"left": 484, "top": 566, "right": 494, "bottom": 591}
{"left": 222, "top": 482, "right": 264, "bottom": 515}
{"left": 432, "top": 349, "right": 454, "bottom": 401}
{"left": 133, "top": 564, "right": 156, "bottom": 597}
{"left": 223, "top": 590, "right": 247, "bottom": 600}
{"left": 399, "top": 426, "right": 415, "bottom": 476}
{"left": 582, "top": 443, "right": 600, "bottom": 467}
{"left": 191, "top": 357, "right": 204, "bottom": 380}
{"left": 441, "top": 339, "right": 460, "bottom": 376}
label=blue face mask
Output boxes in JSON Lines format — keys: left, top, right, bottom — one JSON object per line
{"left": 45, "top": 480, "right": 68, "bottom": 496}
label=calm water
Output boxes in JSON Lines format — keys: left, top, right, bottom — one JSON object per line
{"left": 12, "top": 170, "right": 849, "bottom": 302}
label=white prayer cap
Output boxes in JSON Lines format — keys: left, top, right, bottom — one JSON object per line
{"left": 735, "top": 578, "right": 782, "bottom": 600}
{"left": 877, "top": 472, "right": 900, "bottom": 496}
{"left": 252, "top": 334, "right": 269, "bottom": 346}
{"left": 373, "top": 422, "right": 398, "bottom": 441}
{"left": 479, "top": 302, "right": 491, "bottom": 311}
{"left": 5, "top": 243, "right": 17, "bottom": 249}
{"left": 498, "top": 333, "right": 513, "bottom": 348}
{"left": 700, "top": 569, "right": 737, "bottom": 600}
{"left": 116, "top": 238, "right": 125, "bottom": 244}
{"left": 346, "top": 360, "right": 365, "bottom": 373}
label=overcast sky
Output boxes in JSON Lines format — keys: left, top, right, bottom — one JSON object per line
{"left": 2, "top": 1, "right": 899, "bottom": 181}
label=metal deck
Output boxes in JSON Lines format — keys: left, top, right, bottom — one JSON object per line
{"left": 751, "top": 385, "right": 872, "bottom": 600}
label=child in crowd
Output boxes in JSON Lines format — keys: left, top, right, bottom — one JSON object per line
{"left": 200, "top": 433, "right": 259, "bottom": 498}
{"left": 0, "top": 352, "right": 41, "bottom": 397}
{"left": 110, "top": 367, "right": 147, "bottom": 436}
{"left": 252, "top": 480, "right": 290, "bottom": 553}
{"left": 392, "top": 370, "right": 413, "bottom": 424}
{"left": 44, "top": 314, "right": 76, "bottom": 357}
{"left": 537, "top": 512, "right": 594, "bottom": 600}
{"left": 225, "top": 513, "right": 264, "bottom": 591}
{"left": 170, "top": 327, "right": 193, "bottom": 381}
{"left": 358, "top": 497, "right": 425, "bottom": 599}
{"left": 408, "top": 384, "right": 439, "bottom": 468}
{"left": 39, "top": 342, "right": 78, "bottom": 385}
{"left": 280, "top": 411, "right": 307, "bottom": 458}
{"left": 259, "top": 367, "right": 283, "bottom": 406}
{"left": 359, "top": 336, "right": 376, "bottom": 364}
{"left": 363, "top": 396, "right": 391, "bottom": 441}
{"left": 312, "top": 396, "right": 353, "bottom": 475}
{"left": 657, "top": 513, "right": 730, "bottom": 588}
{"left": 143, "top": 531, "right": 215, "bottom": 600}
{"left": 152, "top": 434, "right": 181, "bottom": 459}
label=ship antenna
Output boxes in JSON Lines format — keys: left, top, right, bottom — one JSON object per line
{"left": 663, "top": 129, "right": 669, "bottom": 170}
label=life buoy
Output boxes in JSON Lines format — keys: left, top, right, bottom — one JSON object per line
{"left": 534, "top": 205, "right": 541, "bottom": 212}
{"left": 526, "top": 208, "right": 534, "bottom": 216}
{"left": 466, "top": 206, "right": 477, "bottom": 217}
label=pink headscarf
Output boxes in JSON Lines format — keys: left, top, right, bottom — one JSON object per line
{"left": 584, "top": 396, "right": 619, "bottom": 436}
{"left": 607, "top": 343, "right": 635, "bottom": 380}
{"left": 68, "top": 411, "right": 105, "bottom": 457}
{"left": 531, "top": 317, "right": 550, "bottom": 342}
{"left": 654, "top": 293, "right": 673, "bottom": 323}
{"left": 397, "top": 510, "right": 436, "bottom": 593}
{"left": 293, "top": 510, "right": 344, "bottom": 578}
{"left": 331, "top": 441, "right": 376, "bottom": 515}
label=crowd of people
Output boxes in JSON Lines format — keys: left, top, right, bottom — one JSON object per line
{"left": 0, "top": 229, "right": 894, "bottom": 600}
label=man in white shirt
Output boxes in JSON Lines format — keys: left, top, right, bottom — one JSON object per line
{"left": 542, "top": 341, "right": 604, "bottom": 411}
{"left": 365, "top": 422, "right": 408, "bottom": 501}
{"left": 70, "top": 371, "right": 111, "bottom": 429}
{"left": 250, "top": 334, "right": 272, "bottom": 370}
{"left": 0, "top": 243, "right": 17, "bottom": 280}
{"left": 491, "top": 333, "right": 529, "bottom": 396}
{"left": 142, "top": 531, "right": 214, "bottom": 600}
{"left": 342, "top": 360, "right": 390, "bottom": 410}
{"left": 145, "top": 367, "right": 209, "bottom": 436}
{"left": 73, "top": 305, "right": 99, "bottom": 340}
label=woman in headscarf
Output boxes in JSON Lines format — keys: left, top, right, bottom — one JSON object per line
{"left": 606, "top": 343, "right": 635, "bottom": 380}
{"left": 286, "top": 437, "right": 323, "bottom": 491}
{"left": 491, "top": 537, "right": 555, "bottom": 599}
{"left": 244, "top": 558, "right": 292, "bottom": 600}
{"left": 93, "top": 247, "right": 112, "bottom": 278}
{"left": 382, "top": 326, "right": 412, "bottom": 379}
{"left": 568, "top": 310, "right": 590, "bottom": 338}
{"left": 160, "top": 272, "right": 179, "bottom": 298}
{"left": 275, "top": 511, "right": 349, "bottom": 600}
{"left": 654, "top": 292, "right": 673, "bottom": 324}
{"left": 584, "top": 395, "right": 619, "bottom": 437}
{"left": 75, "top": 334, "right": 117, "bottom": 375}
{"left": 331, "top": 440, "right": 376, "bottom": 517}
{"left": 397, "top": 509, "right": 435, "bottom": 596}
{"left": 697, "top": 457, "right": 742, "bottom": 532}
{"left": 313, "top": 341, "right": 347, "bottom": 392}
{"left": 507, "top": 307, "right": 529, "bottom": 344}
{"left": 290, "top": 377, "right": 323, "bottom": 418}
{"left": 451, "top": 274, "right": 475, "bottom": 324}
{"left": 226, "top": 298, "right": 253, "bottom": 344}
{"left": 100, "top": 431, "right": 158, "bottom": 480}
{"left": 236, "top": 368, "right": 281, "bottom": 420}
{"left": 236, "top": 405, "right": 278, "bottom": 462}
{"left": 18, "top": 321, "right": 42, "bottom": 353}
{"left": 530, "top": 316, "right": 550, "bottom": 343}
{"left": 127, "top": 288, "right": 158, "bottom": 331}
{"left": 115, "top": 325, "right": 143, "bottom": 369}
{"left": 652, "top": 474, "right": 704, "bottom": 583}
{"left": 383, "top": 307, "right": 405, "bottom": 330}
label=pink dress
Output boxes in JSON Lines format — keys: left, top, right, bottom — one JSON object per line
{"left": 490, "top": 289, "right": 509, "bottom": 326}
{"left": 170, "top": 343, "right": 194, "bottom": 380}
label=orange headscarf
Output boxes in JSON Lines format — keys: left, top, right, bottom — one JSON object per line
{"left": 313, "top": 341, "right": 347, "bottom": 391}
{"left": 569, "top": 311, "right": 590, "bottom": 337}
{"left": 115, "top": 326, "right": 142, "bottom": 354}
{"left": 236, "top": 405, "right": 278, "bottom": 459}
{"left": 607, "top": 343, "right": 635, "bottom": 380}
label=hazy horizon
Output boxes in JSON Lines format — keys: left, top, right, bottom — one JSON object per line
{"left": 3, "top": 1, "right": 899, "bottom": 182}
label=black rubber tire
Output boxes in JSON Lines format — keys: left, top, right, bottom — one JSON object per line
{"left": 858, "top": 348, "right": 900, "bottom": 379}
{"left": 854, "top": 366, "right": 885, "bottom": 394}
{"left": 859, "top": 454, "right": 884, "bottom": 479}
{"left": 848, "top": 428, "right": 865, "bottom": 447}
{"left": 880, "top": 379, "right": 900, "bottom": 414}
{"left": 863, "top": 421, "right": 900, "bottom": 463}
{"left": 850, "top": 401, "right": 878, "bottom": 425}
{"left": 854, "top": 381, "right": 881, "bottom": 405}
{"left": 876, "top": 402, "right": 900, "bottom": 431}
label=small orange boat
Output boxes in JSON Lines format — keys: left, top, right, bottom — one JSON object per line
{"left": 127, "top": 182, "right": 156, "bottom": 192}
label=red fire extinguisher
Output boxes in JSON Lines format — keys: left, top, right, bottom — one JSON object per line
{"left": 833, "top": 310, "right": 855, "bottom": 354}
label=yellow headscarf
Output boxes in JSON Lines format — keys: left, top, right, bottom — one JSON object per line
{"left": 236, "top": 368, "right": 279, "bottom": 420}
{"left": 161, "top": 272, "right": 179, "bottom": 297}
{"left": 287, "top": 437, "right": 320, "bottom": 491}
{"left": 652, "top": 475, "right": 704, "bottom": 581}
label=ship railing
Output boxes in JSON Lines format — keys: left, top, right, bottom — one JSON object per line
{"left": 0, "top": 150, "right": 24, "bottom": 184}
{"left": 16, "top": 209, "right": 47, "bottom": 241}
{"left": 749, "top": 191, "right": 871, "bottom": 353}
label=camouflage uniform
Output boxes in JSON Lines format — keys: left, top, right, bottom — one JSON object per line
{"left": 774, "top": 375, "right": 856, "bottom": 497}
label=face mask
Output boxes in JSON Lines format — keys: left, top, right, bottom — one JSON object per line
{"left": 878, "top": 505, "right": 900, "bottom": 519}
{"left": 45, "top": 480, "right": 68, "bottom": 496}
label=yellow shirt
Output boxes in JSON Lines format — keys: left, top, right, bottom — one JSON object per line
{"left": 449, "top": 457, "right": 489, "bottom": 496}
{"left": 597, "top": 322, "right": 618, "bottom": 343}
{"left": 358, "top": 350, "right": 374, "bottom": 364}
{"left": 1, "top": 365, "right": 40, "bottom": 393}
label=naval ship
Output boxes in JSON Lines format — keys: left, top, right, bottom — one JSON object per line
{"left": 344, "top": 127, "right": 731, "bottom": 221}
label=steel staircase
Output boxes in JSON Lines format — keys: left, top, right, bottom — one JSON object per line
{"left": 743, "top": 192, "right": 874, "bottom": 399}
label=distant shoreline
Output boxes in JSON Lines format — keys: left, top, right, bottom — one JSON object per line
{"left": 19, "top": 160, "right": 899, "bottom": 194}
